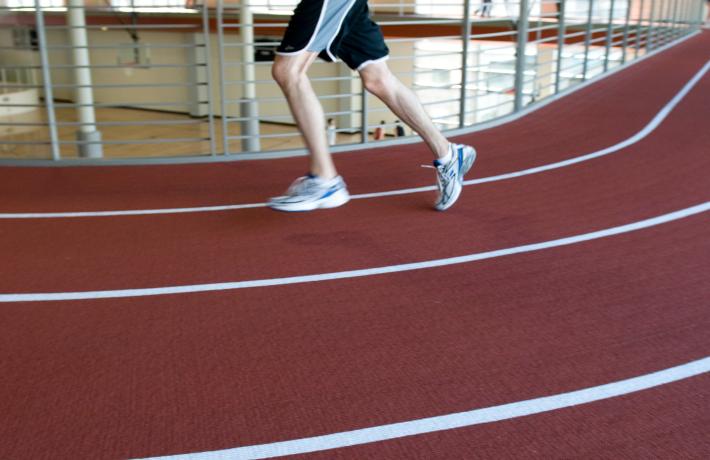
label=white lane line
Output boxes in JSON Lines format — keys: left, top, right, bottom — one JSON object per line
{"left": 1, "top": 201, "right": 707, "bottom": 303}
{"left": 0, "top": 202, "right": 267, "bottom": 219}
{"left": 139, "top": 357, "right": 710, "bottom": 459}
{"left": 2, "top": 60, "right": 708, "bottom": 220}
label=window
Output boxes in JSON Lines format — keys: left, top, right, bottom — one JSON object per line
{"left": 109, "top": 0, "right": 193, "bottom": 13}
{"left": 414, "top": 0, "right": 546, "bottom": 20}
{"left": 249, "top": 0, "right": 300, "bottom": 14}
{"left": 111, "top": 0, "right": 184, "bottom": 6}
{"left": 415, "top": 0, "right": 463, "bottom": 17}
{"left": 3, "top": 0, "right": 64, "bottom": 8}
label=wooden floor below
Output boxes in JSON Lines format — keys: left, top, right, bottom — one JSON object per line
{"left": 0, "top": 106, "right": 372, "bottom": 160}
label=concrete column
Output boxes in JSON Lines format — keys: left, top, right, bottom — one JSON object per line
{"left": 187, "top": 33, "right": 208, "bottom": 117}
{"left": 467, "top": 42, "right": 478, "bottom": 124}
{"left": 514, "top": 0, "right": 530, "bottom": 111}
{"left": 537, "top": 46, "right": 555, "bottom": 99}
{"left": 240, "top": 3, "right": 260, "bottom": 152}
{"left": 68, "top": 0, "right": 102, "bottom": 158}
{"left": 337, "top": 64, "right": 360, "bottom": 133}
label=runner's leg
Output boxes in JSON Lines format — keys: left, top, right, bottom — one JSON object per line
{"left": 272, "top": 52, "right": 337, "bottom": 180}
{"left": 359, "top": 61, "right": 450, "bottom": 160}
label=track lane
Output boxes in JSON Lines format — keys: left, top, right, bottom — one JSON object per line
{"left": 0, "top": 215, "right": 708, "bottom": 459}
{"left": 3, "top": 56, "right": 708, "bottom": 220}
{"left": 1, "top": 203, "right": 707, "bottom": 302}
{"left": 0, "top": 33, "right": 707, "bottom": 214}
{"left": 0, "top": 74, "right": 707, "bottom": 294}
{"left": 292, "top": 373, "right": 710, "bottom": 459}
{"left": 0, "top": 33, "right": 708, "bottom": 460}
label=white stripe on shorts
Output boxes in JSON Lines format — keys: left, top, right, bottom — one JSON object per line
{"left": 276, "top": 0, "right": 331, "bottom": 56}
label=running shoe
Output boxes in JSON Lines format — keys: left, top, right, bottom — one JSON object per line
{"left": 268, "top": 174, "right": 350, "bottom": 212}
{"left": 433, "top": 143, "right": 477, "bottom": 211}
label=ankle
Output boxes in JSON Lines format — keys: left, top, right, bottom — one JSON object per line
{"left": 310, "top": 169, "right": 338, "bottom": 181}
{"left": 435, "top": 143, "right": 453, "bottom": 164}
{"left": 434, "top": 140, "right": 451, "bottom": 160}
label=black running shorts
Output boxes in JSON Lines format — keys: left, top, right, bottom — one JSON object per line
{"left": 276, "top": 0, "right": 390, "bottom": 71}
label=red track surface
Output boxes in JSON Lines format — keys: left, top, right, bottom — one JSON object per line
{"left": 0, "top": 33, "right": 709, "bottom": 459}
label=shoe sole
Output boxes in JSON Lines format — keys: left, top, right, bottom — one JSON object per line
{"left": 435, "top": 145, "right": 477, "bottom": 211}
{"left": 269, "top": 188, "right": 351, "bottom": 212}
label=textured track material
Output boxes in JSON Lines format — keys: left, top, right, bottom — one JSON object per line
{"left": 0, "top": 33, "right": 708, "bottom": 460}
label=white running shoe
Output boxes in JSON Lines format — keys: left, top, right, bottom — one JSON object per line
{"left": 433, "top": 143, "right": 477, "bottom": 211}
{"left": 268, "top": 175, "right": 350, "bottom": 212}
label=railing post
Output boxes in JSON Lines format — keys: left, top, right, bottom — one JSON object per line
{"left": 621, "top": 0, "right": 633, "bottom": 63}
{"left": 361, "top": 84, "right": 369, "bottom": 143}
{"left": 603, "top": 0, "right": 617, "bottom": 72}
{"left": 554, "top": 0, "right": 567, "bottom": 94}
{"left": 514, "top": 0, "right": 530, "bottom": 111}
{"left": 647, "top": 0, "right": 657, "bottom": 51}
{"left": 660, "top": 0, "right": 670, "bottom": 44}
{"left": 679, "top": 0, "right": 689, "bottom": 34}
{"left": 581, "top": 0, "right": 595, "bottom": 80}
{"left": 634, "top": 0, "right": 646, "bottom": 58}
{"left": 682, "top": 0, "right": 690, "bottom": 33}
{"left": 688, "top": 0, "right": 698, "bottom": 31}
{"left": 669, "top": 0, "right": 680, "bottom": 40}
{"left": 68, "top": 0, "right": 103, "bottom": 158}
{"left": 695, "top": 0, "right": 706, "bottom": 29}
{"left": 459, "top": 0, "right": 472, "bottom": 128}
{"left": 34, "top": 1, "right": 61, "bottom": 161}
{"left": 201, "top": 0, "right": 217, "bottom": 156}
{"left": 656, "top": 0, "right": 665, "bottom": 46}
{"left": 239, "top": 2, "right": 261, "bottom": 153}
{"left": 666, "top": 0, "right": 676, "bottom": 43}
{"left": 216, "top": 0, "right": 230, "bottom": 155}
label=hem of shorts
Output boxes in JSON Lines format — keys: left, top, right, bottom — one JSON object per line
{"left": 356, "top": 55, "right": 390, "bottom": 71}
{"left": 275, "top": 50, "right": 306, "bottom": 56}
{"left": 275, "top": 49, "right": 315, "bottom": 56}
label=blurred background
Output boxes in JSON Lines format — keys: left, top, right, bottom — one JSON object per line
{"left": 0, "top": 0, "right": 704, "bottom": 161}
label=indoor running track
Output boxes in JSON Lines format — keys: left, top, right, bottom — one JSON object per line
{"left": 0, "top": 32, "right": 709, "bottom": 460}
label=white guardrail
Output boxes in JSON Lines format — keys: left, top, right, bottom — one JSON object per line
{"left": 0, "top": 0, "right": 704, "bottom": 162}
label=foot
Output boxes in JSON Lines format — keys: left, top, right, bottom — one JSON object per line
{"left": 268, "top": 175, "right": 350, "bottom": 212}
{"left": 432, "top": 143, "right": 477, "bottom": 211}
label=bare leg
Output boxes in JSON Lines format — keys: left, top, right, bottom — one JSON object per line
{"left": 359, "top": 61, "right": 450, "bottom": 159}
{"left": 272, "top": 52, "right": 337, "bottom": 179}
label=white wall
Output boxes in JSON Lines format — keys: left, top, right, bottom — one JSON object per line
{"left": 0, "top": 12, "right": 420, "bottom": 135}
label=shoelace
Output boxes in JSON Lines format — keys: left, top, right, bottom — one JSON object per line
{"left": 421, "top": 164, "right": 445, "bottom": 191}
{"left": 286, "top": 176, "right": 320, "bottom": 195}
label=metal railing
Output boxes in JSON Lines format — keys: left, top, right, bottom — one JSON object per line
{"left": 0, "top": 0, "right": 704, "bottom": 163}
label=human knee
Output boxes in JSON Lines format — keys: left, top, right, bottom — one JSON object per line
{"left": 361, "top": 67, "right": 395, "bottom": 97}
{"left": 272, "top": 59, "right": 302, "bottom": 88}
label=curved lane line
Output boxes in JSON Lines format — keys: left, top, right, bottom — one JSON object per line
{"left": 140, "top": 357, "right": 710, "bottom": 459}
{"left": 1, "top": 60, "right": 707, "bottom": 220}
{"left": 1, "top": 201, "right": 707, "bottom": 302}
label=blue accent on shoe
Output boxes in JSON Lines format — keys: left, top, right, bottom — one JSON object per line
{"left": 458, "top": 146, "right": 464, "bottom": 174}
{"left": 320, "top": 187, "right": 338, "bottom": 199}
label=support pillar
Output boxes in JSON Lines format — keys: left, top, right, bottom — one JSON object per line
{"left": 514, "top": 0, "right": 530, "bottom": 111}
{"left": 240, "top": 3, "right": 260, "bottom": 152}
{"left": 68, "top": 0, "right": 102, "bottom": 158}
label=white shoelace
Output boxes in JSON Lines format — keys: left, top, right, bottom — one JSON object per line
{"left": 286, "top": 176, "right": 320, "bottom": 196}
